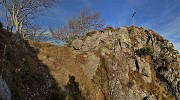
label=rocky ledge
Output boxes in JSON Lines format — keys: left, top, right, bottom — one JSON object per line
{"left": 70, "top": 26, "right": 180, "bottom": 100}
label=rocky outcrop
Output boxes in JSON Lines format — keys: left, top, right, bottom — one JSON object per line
{"left": 2, "top": 26, "right": 179, "bottom": 100}
{"left": 70, "top": 26, "right": 180, "bottom": 100}
{"left": 136, "top": 57, "right": 152, "bottom": 83}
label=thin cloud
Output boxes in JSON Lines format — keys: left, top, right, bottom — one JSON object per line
{"left": 158, "top": 17, "right": 180, "bottom": 44}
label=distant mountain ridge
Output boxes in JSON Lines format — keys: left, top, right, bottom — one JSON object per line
{"left": 31, "top": 35, "right": 66, "bottom": 46}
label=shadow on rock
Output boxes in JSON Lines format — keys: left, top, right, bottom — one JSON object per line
{"left": 65, "top": 75, "right": 84, "bottom": 100}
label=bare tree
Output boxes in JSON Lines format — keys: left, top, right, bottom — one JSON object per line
{"left": 69, "top": 9, "right": 104, "bottom": 36}
{"left": 23, "top": 23, "right": 48, "bottom": 42}
{"left": 51, "top": 26, "right": 77, "bottom": 43}
{"left": 51, "top": 8, "right": 104, "bottom": 43}
{"left": 0, "top": 0, "right": 57, "bottom": 40}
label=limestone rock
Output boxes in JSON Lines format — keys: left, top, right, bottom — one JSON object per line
{"left": 80, "top": 53, "right": 100, "bottom": 79}
{"left": 128, "top": 58, "right": 137, "bottom": 71}
{"left": 71, "top": 39, "right": 83, "bottom": 50}
{"left": 69, "top": 26, "right": 179, "bottom": 100}
{"left": 115, "top": 27, "right": 132, "bottom": 49}
{"left": 136, "top": 57, "right": 152, "bottom": 83}
{"left": 27, "top": 26, "right": 179, "bottom": 100}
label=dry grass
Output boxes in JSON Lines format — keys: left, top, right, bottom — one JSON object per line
{"left": 29, "top": 41, "right": 104, "bottom": 100}
{"left": 0, "top": 29, "right": 103, "bottom": 99}
{"left": 0, "top": 30, "right": 61, "bottom": 99}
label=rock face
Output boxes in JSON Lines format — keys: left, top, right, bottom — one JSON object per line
{"left": 0, "top": 76, "right": 11, "bottom": 100}
{"left": 70, "top": 26, "right": 180, "bottom": 100}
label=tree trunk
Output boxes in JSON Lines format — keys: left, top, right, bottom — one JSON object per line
{"left": 19, "top": 22, "right": 23, "bottom": 38}
{"left": 13, "top": 16, "right": 27, "bottom": 52}
{"left": 10, "top": 26, "right": 13, "bottom": 32}
{"left": 14, "top": 31, "right": 28, "bottom": 52}
{"left": 4, "top": 0, "right": 10, "bottom": 31}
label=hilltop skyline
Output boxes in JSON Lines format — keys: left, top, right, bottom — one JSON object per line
{"left": 0, "top": 0, "right": 180, "bottom": 51}
{"left": 37, "top": 0, "right": 180, "bottom": 51}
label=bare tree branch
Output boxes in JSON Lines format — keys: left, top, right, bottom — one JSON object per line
{"left": 0, "top": 0, "right": 57, "bottom": 40}
{"left": 52, "top": 8, "right": 104, "bottom": 43}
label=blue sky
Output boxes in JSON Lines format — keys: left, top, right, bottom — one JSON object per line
{"left": 37, "top": 0, "right": 180, "bottom": 51}
{"left": 0, "top": 0, "right": 180, "bottom": 51}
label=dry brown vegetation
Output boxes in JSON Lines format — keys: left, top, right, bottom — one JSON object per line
{"left": 0, "top": 29, "right": 60, "bottom": 99}
{"left": 28, "top": 41, "right": 104, "bottom": 100}
{"left": 0, "top": 29, "right": 103, "bottom": 99}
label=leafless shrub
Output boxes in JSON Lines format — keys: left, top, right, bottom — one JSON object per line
{"left": 51, "top": 8, "right": 104, "bottom": 43}
{"left": 23, "top": 24, "right": 48, "bottom": 42}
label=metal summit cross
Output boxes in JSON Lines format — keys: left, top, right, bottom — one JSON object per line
{"left": 132, "top": 9, "right": 136, "bottom": 26}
